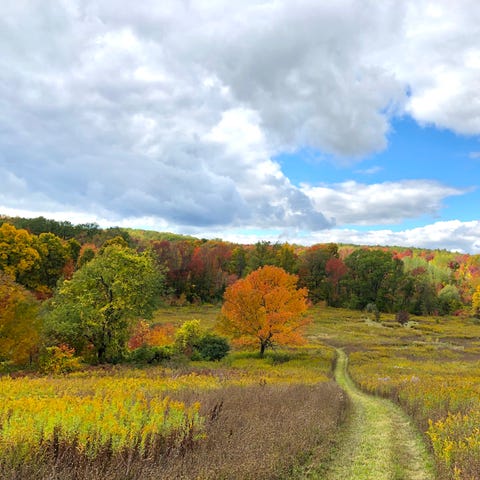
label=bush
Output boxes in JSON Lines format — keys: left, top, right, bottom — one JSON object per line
{"left": 196, "top": 333, "right": 230, "bottom": 361}
{"left": 39, "top": 344, "right": 83, "bottom": 374}
{"left": 396, "top": 310, "right": 410, "bottom": 325}
{"left": 174, "top": 320, "right": 230, "bottom": 361}
{"left": 128, "top": 345, "right": 173, "bottom": 364}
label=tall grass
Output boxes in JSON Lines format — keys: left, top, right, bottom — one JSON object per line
{"left": 0, "top": 341, "right": 345, "bottom": 479}
{"left": 315, "top": 307, "right": 480, "bottom": 480}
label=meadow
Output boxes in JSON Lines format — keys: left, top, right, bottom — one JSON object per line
{"left": 310, "top": 306, "right": 480, "bottom": 480}
{"left": 2, "top": 305, "right": 480, "bottom": 479}
{"left": 0, "top": 306, "right": 345, "bottom": 479}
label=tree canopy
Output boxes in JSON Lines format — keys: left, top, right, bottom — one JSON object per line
{"left": 220, "top": 265, "right": 309, "bottom": 356}
{"left": 46, "top": 245, "right": 164, "bottom": 363}
{"left": 0, "top": 272, "right": 39, "bottom": 365}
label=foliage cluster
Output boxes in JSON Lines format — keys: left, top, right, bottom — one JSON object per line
{"left": 1, "top": 217, "right": 480, "bottom": 371}
{"left": 4, "top": 215, "right": 479, "bottom": 314}
{"left": 220, "top": 265, "right": 309, "bottom": 356}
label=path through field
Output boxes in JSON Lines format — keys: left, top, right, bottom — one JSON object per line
{"left": 323, "top": 349, "right": 435, "bottom": 480}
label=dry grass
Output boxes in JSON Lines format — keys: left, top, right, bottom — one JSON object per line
{"left": 1, "top": 382, "right": 346, "bottom": 480}
{"left": 309, "top": 306, "right": 480, "bottom": 480}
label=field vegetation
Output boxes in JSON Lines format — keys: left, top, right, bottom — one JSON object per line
{"left": 311, "top": 306, "right": 480, "bottom": 480}
{"left": 0, "top": 306, "right": 345, "bottom": 479}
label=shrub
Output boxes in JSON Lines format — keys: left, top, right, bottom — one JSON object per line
{"left": 196, "top": 333, "right": 230, "bottom": 361}
{"left": 174, "top": 320, "right": 230, "bottom": 361}
{"left": 39, "top": 344, "right": 82, "bottom": 374}
{"left": 175, "top": 320, "right": 203, "bottom": 358}
{"left": 395, "top": 310, "right": 410, "bottom": 325}
{"left": 128, "top": 345, "right": 173, "bottom": 364}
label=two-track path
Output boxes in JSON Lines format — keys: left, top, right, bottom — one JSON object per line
{"left": 322, "top": 349, "right": 435, "bottom": 480}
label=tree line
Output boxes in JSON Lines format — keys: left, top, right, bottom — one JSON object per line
{"left": 1, "top": 216, "right": 480, "bottom": 367}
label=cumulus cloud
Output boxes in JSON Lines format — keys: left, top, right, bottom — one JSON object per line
{"left": 397, "top": 1, "right": 480, "bottom": 134}
{"left": 301, "top": 180, "right": 466, "bottom": 225}
{"left": 0, "top": 0, "right": 478, "bottom": 237}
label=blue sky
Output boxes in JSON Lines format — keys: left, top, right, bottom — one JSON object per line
{"left": 278, "top": 117, "right": 480, "bottom": 229}
{"left": 1, "top": 1, "right": 480, "bottom": 252}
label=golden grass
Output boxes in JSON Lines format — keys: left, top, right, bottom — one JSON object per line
{"left": 0, "top": 316, "right": 344, "bottom": 479}
{"left": 307, "top": 306, "right": 480, "bottom": 480}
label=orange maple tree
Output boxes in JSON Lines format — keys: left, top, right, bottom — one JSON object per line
{"left": 220, "top": 265, "right": 309, "bottom": 356}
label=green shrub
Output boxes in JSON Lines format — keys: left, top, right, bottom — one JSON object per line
{"left": 174, "top": 320, "right": 230, "bottom": 361}
{"left": 129, "top": 345, "right": 173, "bottom": 364}
{"left": 196, "top": 333, "right": 230, "bottom": 361}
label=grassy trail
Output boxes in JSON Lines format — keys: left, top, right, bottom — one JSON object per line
{"left": 322, "top": 349, "right": 435, "bottom": 480}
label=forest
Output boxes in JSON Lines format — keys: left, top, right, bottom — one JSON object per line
{"left": 1, "top": 214, "right": 480, "bottom": 368}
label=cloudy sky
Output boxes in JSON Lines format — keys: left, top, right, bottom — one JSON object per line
{"left": 1, "top": 1, "right": 480, "bottom": 252}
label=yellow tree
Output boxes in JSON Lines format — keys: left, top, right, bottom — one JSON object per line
{"left": 472, "top": 285, "right": 480, "bottom": 318}
{"left": 0, "top": 223, "right": 40, "bottom": 288}
{"left": 0, "top": 272, "right": 40, "bottom": 365}
{"left": 220, "top": 265, "right": 309, "bottom": 356}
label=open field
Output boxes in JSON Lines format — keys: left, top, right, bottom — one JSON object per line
{"left": 308, "top": 306, "right": 480, "bottom": 480}
{"left": 2, "top": 305, "right": 480, "bottom": 479}
{"left": 0, "top": 306, "right": 345, "bottom": 480}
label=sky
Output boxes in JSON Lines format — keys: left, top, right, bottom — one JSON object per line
{"left": 1, "top": 0, "right": 480, "bottom": 253}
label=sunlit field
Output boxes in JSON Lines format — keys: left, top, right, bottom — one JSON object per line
{"left": 3, "top": 305, "right": 480, "bottom": 479}
{"left": 310, "top": 306, "right": 480, "bottom": 480}
{"left": 0, "top": 305, "right": 344, "bottom": 480}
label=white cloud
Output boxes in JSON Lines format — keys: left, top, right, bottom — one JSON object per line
{"left": 314, "top": 220, "right": 480, "bottom": 254}
{"left": 388, "top": 1, "right": 480, "bottom": 134}
{"left": 355, "top": 166, "right": 383, "bottom": 175}
{"left": 0, "top": 0, "right": 479, "bottom": 237}
{"left": 301, "top": 180, "right": 466, "bottom": 225}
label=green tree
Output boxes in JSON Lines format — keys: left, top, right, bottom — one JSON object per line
{"left": 275, "top": 243, "right": 298, "bottom": 274}
{"left": 46, "top": 245, "right": 164, "bottom": 363}
{"left": 229, "top": 246, "right": 247, "bottom": 277}
{"left": 342, "top": 249, "right": 404, "bottom": 312}
{"left": 35, "top": 233, "right": 71, "bottom": 290}
{"left": 297, "top": 243, "right": 338, "bottom": 303}
{"left": 247, "top": 241, "right": 277, "bottom": 273}
{"left": 437, "top": 284, "right": 462, "bottom": 315}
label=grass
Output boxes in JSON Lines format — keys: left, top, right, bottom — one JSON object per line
{"left": 324, "top": 349, "right": 434, "bottom": 480}
{"left": 4, "top": 303, "right": 480, "bottom": 479}
{"left": 0, "top": 314, "right": 345, "bottom": 480}
{"left": 306, "top": 306, "right": 480, "bottom": 480}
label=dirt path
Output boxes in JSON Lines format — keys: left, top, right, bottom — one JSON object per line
{"left": 322, "top": 349, "right": 435, "bottom": 480}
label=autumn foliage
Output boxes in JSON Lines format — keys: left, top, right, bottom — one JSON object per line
{"left": 220, "top": 266, "right": 309, "bottom": 356}
{"left": 0, "top": 272, "right": 39, "bottom": 365}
